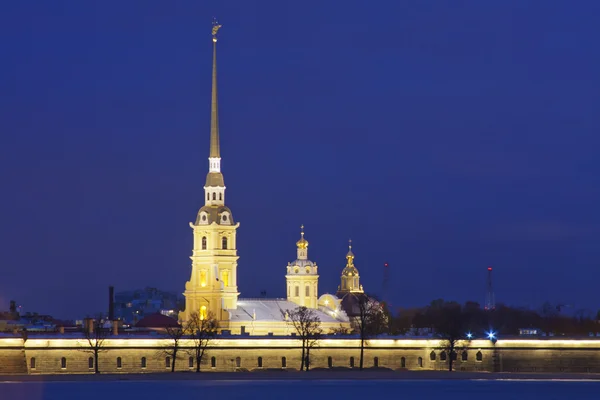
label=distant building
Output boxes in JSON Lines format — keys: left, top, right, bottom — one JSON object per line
{"left": 113, "top": 287, "right": 182, "bottom": 324}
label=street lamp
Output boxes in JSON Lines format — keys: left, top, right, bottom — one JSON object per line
{"left": 466, "top": 332, "right": 473, "bottom": 340}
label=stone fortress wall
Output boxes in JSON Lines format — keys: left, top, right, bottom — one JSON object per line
{"left": 2, "top": 337, "right": 600, "bottom": 375}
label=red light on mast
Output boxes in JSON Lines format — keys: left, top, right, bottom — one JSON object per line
{"left": 384, "top": 263, "right": 389, "bottom": 268}
{"left": 487, "top": 266, "right": 492, "bottom": 271}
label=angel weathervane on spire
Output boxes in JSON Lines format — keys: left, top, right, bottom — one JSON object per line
{"left": 212, "top": 18, "right": 222, "bottom": 42}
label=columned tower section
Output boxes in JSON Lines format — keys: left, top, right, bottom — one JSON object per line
{"left": 286, "top": 226, "right": 319, "bottom": 309}
{"left": 181, "top": 21, "right": 239, "bottom": 325}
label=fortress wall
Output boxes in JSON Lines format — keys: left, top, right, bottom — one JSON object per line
{"left": 6, "top": 337, "right": 597, "bottom": 374}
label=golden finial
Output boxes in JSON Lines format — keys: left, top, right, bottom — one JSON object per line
{"left": 212, "top": 17, "right": 222, "bottom": 42}
{"left": 296, "top": 225, "right": 308, "bottom": 249}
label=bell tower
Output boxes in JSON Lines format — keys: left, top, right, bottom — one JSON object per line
{"left": 286, "top": 226, "right": 319, "bottom": 309}
{"left": 181, "top": 20, "right": 239, "bottom": 324}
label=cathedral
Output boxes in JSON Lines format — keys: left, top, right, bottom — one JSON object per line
{"left": 178, "top": 25, "right": 367, "bottom": 335}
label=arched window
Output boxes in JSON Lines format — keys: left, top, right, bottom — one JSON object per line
{"left": 207, "top": 192, "right": 210, "bottom": 201}
{"left": 430, "top": 351, "right": 436, "bottom": 361}
{"left": 349, "top": 357, "right": 354, "bottom": 368}
{"left": 418, "top": 357, "right": 423, "bottom": 367}
{"left": 219, "top": 193, "right": 222, "bottom": 201}
{"left": 222, "top": 236, "right": 228, "bottom": 249}
{"left": 235, "top": 357, "right": 241, "bottom": 368}
{"left": 374, "top": 357, "right": 379, "bottom": 367}
{"left": 117, "top": 357, "right": 122, "bottom": 369}
{"left": 440, "top": 351, "right": 447, "bottom": 361}
{"left": 281, "top": 357, "right": 287, "bottom": 368}
{"left": 30, "top": 357, "right": 36, "bottom": 369}
{"left": 88, "top": 357, "right": 94, "bottom": 369}
{"left": 200, "top": 305, "right": 207, "bottom": 321}
{"left": 202, "top": 236, "right": 207, "bottom": 250}
{"left": 295, "top": 286, "right": 299, "bottom": 297}
{"left": 211, "top": 356, "right": 216, "bottom": 368}
{"left": 165, "top": 357, "right": 171, "bottom": 368}
{"left": 189, "top": 357, "right": 194, "bottom": 368}
{"left": 141, "top": 357, "right": 147, "bottom": 368}
{"left": 212, "top": 192, "right": 216, "bottom": 200}
{"left": 327, "top": 356, "right": 333, "bottom": 368}
{"left": 61, "top": 357, "right": 67, "bottom": 369}
{"left": 305, "top": 285, "right": 310, "bottom": 297}
{"left": 476, "top": 351, "right": 483, "bottom": 362}
{"left": 257, "top": 357, "right": 263, "bottom": 368}
{"left": 462, "top": 351, "right": 468, "bottom": 362}
{"left": 401, "top": 357, "right": 406, "bottom": 368}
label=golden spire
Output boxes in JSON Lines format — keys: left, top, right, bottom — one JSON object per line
{"left": 296, "top": 224, "right": 309, "bottom": 249}
{"left": 209, "top": 18, "right": 221, "bottom": 158}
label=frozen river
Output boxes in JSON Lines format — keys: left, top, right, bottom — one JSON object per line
{"left": 2, "top": 379, "right": 600, "bottom": 400}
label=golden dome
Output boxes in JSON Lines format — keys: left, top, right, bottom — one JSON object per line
{"left": 296, "top": 225, "right": 309, "bottom": 249}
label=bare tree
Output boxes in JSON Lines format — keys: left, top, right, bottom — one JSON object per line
{"left": 356, "top": 295, "right": 387, "bottom": 370}
{"left": 186, "top": 311, "right": 218, "bottom": 373}
{"left": 282, "top": 306, "right": 322, "bottom": 371}
{"left": 162, "top": 324, "right": 184, "bottom": 372}
{"left": 80, "top": 317, "right": 110, "bottom": 374}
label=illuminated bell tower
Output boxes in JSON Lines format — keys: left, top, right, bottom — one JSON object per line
{"left": 286, "top": 226, "right": 319, "bottom": 309}
{"left": 336, "top": 240, "right": 364, "bottom": 296}
{"left": 181, "top": 20, "right": 239, "bottom": 324}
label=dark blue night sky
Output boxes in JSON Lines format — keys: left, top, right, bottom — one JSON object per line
{"left": 1, "top": 1, "right": 599, "bottom": 318}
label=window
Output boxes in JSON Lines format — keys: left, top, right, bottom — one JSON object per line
{"left": 401, "top": 357, "right": 406, "bottom": 368}
{"left": 418, "top": 357, "right": 423, "bottom": 367}
{"left": 219, "top": 193, "right": 222, "bottom": 201}
{"left": 462, "top": 352, "right": 468, "bottom": 362}
{"left": 141, "top": 357, "right": 147, "bottom": 368}
{"left": 88, "top": 357, "right": 94, "bottom": 369}
{"left": 117, "top": 357, "right": 122, "bottom": 369}
{"left": 257, "top": 357, "right": 263, "bottom": 368}
{"left": 165, "top": 357, "right": 171, "bottom": 369}
{"left": 328, "top": 356, "right": 333, "bottom": 368}
{"left": 476, "top": 351, "right": 483, "bottom": 362}
{"left": 374, "top": 357, "right": 379, "bottom": 367}
{"left": 430, "top": 351, "right": 436, "bottom": 361}
{"left": 212, "top": 193, "right": 216, "bottom": 200}
{"left": 295, "top": 286, "right": 299, "bottom": 297}
{"left": 222, "top": 237, "right": 228, "bottom": 249}
{"left": 200, "top": 270, "right": 207, "bottom": 287}
{"left": 235, "top": 357, "right": 241, "bottom": 368}
{"left": 222, "top": 214, "right": 227, "bottom": 222}
{"left": 30, "top": 357, "right": 36, "bottom": 369}
{"left": 211, "top": 356, "right": 216, "bottom": 368}
{"left": 189, "top": 357, "right": 194, "bottom": 368}
{"left": 202, "top": 236, "right": 207, "bottom": 250}
{"left": 281, "top": 357, "right": 287, "bottom": 368}
{"left": 350, "top": 357, "right": 354, "bottom": 368}
{"left": 305, "top": 285, "right": 310, "bottom": 297}
{"left": 305, "top": 267, "right": 310, "bottom": 274}
{"left": 440, "top": 351, "right": 447, "bottom": 361}
{"left": 200, "top": 305, "right": 207, "bottom": 320}
{"left": 207, "top": 193, "right": 209, "bottom": 201}
{"left": 61, "top": 357, "right": 67, "bottom": 369}
{"left": 222, "top": 270, "right": 229, "bottom": 287}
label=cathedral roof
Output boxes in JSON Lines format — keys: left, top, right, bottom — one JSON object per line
{"left": 231, "top": 299, "right": 349, "bottom": 324}
{"left": 196, "top": 205, "right": 234, "bottom": 225}
{"left": 288, "top": 259, "right": 315, "bottom": 268}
